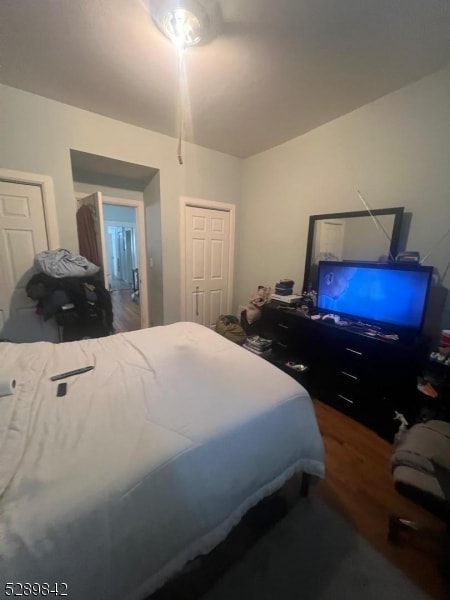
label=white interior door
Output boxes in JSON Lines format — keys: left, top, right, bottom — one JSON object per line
{"left": 185, "top": 206, "right": 231, "bottom": 327}
{"left": 125, "top": 229, "right": 133, "bottom": 284}
{"left": 76, "top": 192, "right": 108, "bottom": 287}
{"left": 0, "top": 181, "right": 58, "bottom": 342}
{"left": 316, "top": 219, "right": 346, "bottom": 261}
{"left": 107, "top": 230, "right": 114, "bottom": 288}
{"left": 117, "top": 228, "right": 124, "bottom": 280}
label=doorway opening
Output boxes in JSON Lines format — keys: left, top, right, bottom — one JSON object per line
{"left": 71, "top": 149, "right": 163, "bottom": 330}
{"left": 103, "top": 203, "right": 141, "bottom": 332}
{"left": 75, "top": 192, "right": 148, "bottom": 333}
{"left": 107, "top": 226, "right": 136, "bottom": 291}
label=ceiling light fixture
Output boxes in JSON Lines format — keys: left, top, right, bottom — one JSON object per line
{"left": 150, "top": 0, "right": 216, "bottom": 48}
{"left": 161, "top": 7, "right": 202, "bottom": 47}
{"left": 149, "top": 1, "right": 220, "bottom": 165}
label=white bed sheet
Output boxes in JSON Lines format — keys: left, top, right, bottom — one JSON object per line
{"left": 0, "top": 322, "right": 324, "bottom": 600}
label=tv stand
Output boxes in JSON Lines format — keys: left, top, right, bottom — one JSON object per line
{"left": 261, "top": 302, "right": 429, "bottom": 440}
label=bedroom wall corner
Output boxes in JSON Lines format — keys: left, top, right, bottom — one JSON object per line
{"left": 236, "top": 67, "right": 450, "bottom": 332}
{"left": 0, "top": 84, "right": 242, "bottom": 326}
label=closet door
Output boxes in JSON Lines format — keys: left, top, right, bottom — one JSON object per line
{"left": 0, "top": 180, "right": 57, "bottom": 342}
{"left": 185, "top": 205, "right": 231, "bottom": 328}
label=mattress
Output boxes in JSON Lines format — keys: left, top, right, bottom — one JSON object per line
{"left": 0, "top": 322, "right": 324, "bottom": 600}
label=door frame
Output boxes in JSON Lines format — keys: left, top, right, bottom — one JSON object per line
{"left": 180, "top": 196, "right": 236, "bottom": 321}
{"left": 0, "top": 169, "right": 60, "bottom": 248}
{"left": 76, "top": 192, "right": 149, "bottom": 329}
{"left": 101, "top": 196, "right": 149, "bottom": 329}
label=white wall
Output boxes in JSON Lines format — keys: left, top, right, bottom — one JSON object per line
{"left": 74, "top": 181, "right": 145, "bottom": 203}
{"left": 0, "top": 85, "right": 241, "bottom": 324}
{"left": 237, "top": 67, "right": 450, "bottom": 331}
{"left": 342, "top": 214, "right": 395, "bottom": 261}
{"left": 2, "top": 68, "right": 449, "bottom": 331}
{"left": 144, "top": 173, "right": 164, "bottom": 327}
{"left": 103, "top": 204, "right": 136, "bottom": 224}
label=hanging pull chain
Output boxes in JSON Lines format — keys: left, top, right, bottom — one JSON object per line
{"left": 177, "top": 48, "right": 185, "bottom": 165}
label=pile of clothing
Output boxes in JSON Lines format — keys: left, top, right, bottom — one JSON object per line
{"left": 215, "top": 314, "right": 247, "bottom": 345}
{"left": 26, "top": 249, "right": 113, "bottom": 340}
{"left": 240, "top": 285, "right": 272, "bottom": 336}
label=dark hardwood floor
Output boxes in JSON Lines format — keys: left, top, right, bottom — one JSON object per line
{"left": 111, "top": 289, "right": 141, "bottom": 332}
{"left": 313, "top": 400, "right": 448, "bottom": 600}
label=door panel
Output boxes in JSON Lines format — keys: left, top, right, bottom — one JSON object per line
{"left": 316, "top": 219, "right": 346, "bottom": 261}
{"left": 210, "top": 239, "right": 224, "bottom": 279}
{"left": 76, "top": 192, "right": 108, "bottom": 287}
{"left": 125, "top": 229, "right": 133, "bottom": 284}
{"left": 0, "top": 181, "right": 58, "bottom": 342}
{"left": 209, "top": 289, "right": 224, "bottom": 328}
{"left": 185, "top": 206, "right": 230, "bottom": 328}
{"left": 192, "top": 238, "right": 206, "bottom": 280}
{"left": 4, "top": 229, "right": 37, "bottom": 284}
{"left": 192, "top": 215, "right": 206, "bottom": 231}
{"left": 211, "top": 218, "right": 224, "bottom": 233}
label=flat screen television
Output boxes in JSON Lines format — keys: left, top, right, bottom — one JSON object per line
{"left": 317, "top": 261, "right": 433, "bottom": 335}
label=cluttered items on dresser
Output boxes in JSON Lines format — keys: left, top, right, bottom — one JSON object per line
{"left": 271, "top": 278, "right": 302, "bottom": 305}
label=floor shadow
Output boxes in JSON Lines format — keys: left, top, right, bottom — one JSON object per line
{"left": 201, "top": 497, "right": 428, "bottom": 600}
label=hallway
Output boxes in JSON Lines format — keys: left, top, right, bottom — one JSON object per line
{"left": 111, "top": 290, "right": 140, "bottom": 332}
{"left": 110, "top": 277, "right": 132, "bottom": 292}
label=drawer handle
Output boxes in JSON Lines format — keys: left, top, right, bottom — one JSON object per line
{"left": 345, "top": 347, "right": 362, "bottom": 356}
{"left": 278, "top": 342, "right": 288, "bottom": 349}
{"left": 278, "top": 323, "right": 289, "bottom": 329}
{"left": 341, "top": 371, "right": 358, "bottom": 381}
{"left": 338, "top": 393, "right": 354, "bottom": 404}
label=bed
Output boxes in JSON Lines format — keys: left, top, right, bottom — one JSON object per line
{"left": 0, "top": 322, "right": 324, "bottom": 600}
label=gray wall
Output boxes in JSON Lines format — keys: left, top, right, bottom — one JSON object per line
{"left": 342, "top": 214, "right": 395, "bottom": 261}
{"left": 2, "top": 67, "right": 449, "bottom": 333}
{"left": 144, "top": 173, "right": 164, "bottom": 326}
{"left": 103, "top": 204, "right": 136, "bottom": 224}
{"left": 237, "top": 67, "right": 450, "bottom": 333}
{"left": 1, "top": 84, "right": 241, "bottom": 325}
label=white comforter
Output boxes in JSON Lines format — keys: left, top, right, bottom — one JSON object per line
{"left": 0, "top": 322, "right": 324, "bottom": 600}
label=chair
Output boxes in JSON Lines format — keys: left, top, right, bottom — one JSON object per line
{"left": 389, "top": 419, "right": 450, "bottom": 580}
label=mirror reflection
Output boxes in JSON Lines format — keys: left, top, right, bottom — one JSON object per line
{"left": 304, "top": 208, "right": 404, "bottom": 291}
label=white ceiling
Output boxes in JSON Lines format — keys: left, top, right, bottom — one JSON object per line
{"left": 0, "top": 0, "right": 448, "bottom": 158}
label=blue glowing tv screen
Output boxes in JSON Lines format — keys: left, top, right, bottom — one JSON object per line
{"left": 317, "top": 261, "right": 432, "bottom": 331}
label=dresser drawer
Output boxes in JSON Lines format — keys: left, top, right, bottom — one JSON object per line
{"left": 338, "top": 366, "right": 363, "bottom": 386}
{"left": 261, "top": 306, "right": 307, "bottom": 353}
{"left": 322, "top": 333, "right": 412, "bottom": 384}
{"left": 323, "top": 368, "right": 378, "bottom": 414}
{"left": 272, "top": 339, "right": 291, "bottom": 354}
{"left": 260, "top": 303, "right": 429, "bottom": 439}
{"left": 262, "top": 318, "right": 293, "bottom": 348}
{"left": 335, "top": 369, "right": 363, "bottom": 406}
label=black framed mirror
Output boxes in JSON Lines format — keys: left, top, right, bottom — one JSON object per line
{"left": 303, "top": 207, "right": 404, "bottom": 291}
